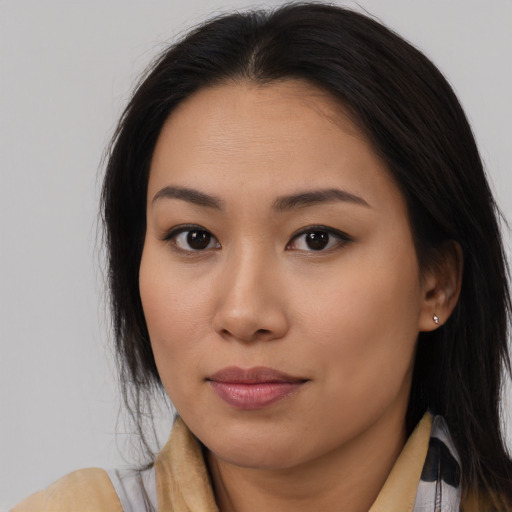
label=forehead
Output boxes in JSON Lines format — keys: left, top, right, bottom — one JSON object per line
{"left": 148, "top": 80, "right": 403, "bottom": 213}
{"left": 153, "top": 79, "right": 358, "bottom": 161}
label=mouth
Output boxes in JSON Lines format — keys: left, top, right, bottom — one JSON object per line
{"left": 207, "top": 366, "right": 308, "bottom": 410}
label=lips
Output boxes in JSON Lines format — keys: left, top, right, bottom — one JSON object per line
{"left": 207, "top": 366, "right": 307, "bottom": 410}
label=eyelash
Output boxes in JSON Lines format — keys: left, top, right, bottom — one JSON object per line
{"left": 287, "top": 225, "right": 352, "bottom": 252}
{"left": 162, "top": 224, "right": 351, "bottom": 254}
{"left": 162, "top": 224, "right": 220, "bottom": 253}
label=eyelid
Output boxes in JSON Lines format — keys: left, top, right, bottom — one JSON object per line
{"left": 161, "top": 223, "right": 203, "bottom": 241}
{"left": 286, "top": 225, "right": 352, "bottom": 251}
{"left": 160, "top": 223, "right": 350, "bottom": 253}
{"left": 161, "top": 224, "right": 221, "bottom": 252}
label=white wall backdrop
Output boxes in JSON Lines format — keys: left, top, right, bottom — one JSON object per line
{"left": 1, "top": 0, "right": 511, "bottom": 508}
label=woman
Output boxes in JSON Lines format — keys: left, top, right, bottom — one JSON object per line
{"left": 13, "top": 3, "right": 512, "bottom": 511}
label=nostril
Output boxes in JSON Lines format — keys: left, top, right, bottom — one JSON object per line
{"left": 249, "top": 328, "right": 276, "bottom": 342}
{"left": 219, "top": 327, "right": 275, "bottom": 342}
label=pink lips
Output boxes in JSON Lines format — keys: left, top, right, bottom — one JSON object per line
{"left": 207, "top": 366, "right": 307, "bottom": 410}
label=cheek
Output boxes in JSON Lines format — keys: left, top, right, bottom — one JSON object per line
{"left": 139, "top": 243, "right": 213, "bottom": 394}
{"left": 295, "top": 248, "right": 422, "bottom": 406}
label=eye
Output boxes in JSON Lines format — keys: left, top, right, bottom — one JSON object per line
{"left": 165, "top": 225, "right": 220, "bottom": 252}
{"left": 287, "top": 227, "right": 350, "bottom": 252}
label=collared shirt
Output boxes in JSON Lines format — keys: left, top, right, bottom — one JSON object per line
{"left": 13, "top": 412, "right": 466, "bottom": 512}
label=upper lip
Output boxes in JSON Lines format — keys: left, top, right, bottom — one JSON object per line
{"left": 207, "top": 366, "right": 307, "bottom": 384}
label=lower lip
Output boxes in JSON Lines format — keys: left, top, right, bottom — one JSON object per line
{"left": 209, "top": 381, "right": 304, "bottom": 410}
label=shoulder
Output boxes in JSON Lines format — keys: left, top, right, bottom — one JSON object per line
{"left": 11, "top": 468, "right": 123, "bottom": 512}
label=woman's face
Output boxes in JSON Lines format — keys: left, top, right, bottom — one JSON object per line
{"left": 140, "top": 80, "right": 435, "bottom": 469}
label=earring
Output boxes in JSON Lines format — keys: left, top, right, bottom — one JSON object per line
{"left": 433, "top": 313, "right": 440, "bottom": 325}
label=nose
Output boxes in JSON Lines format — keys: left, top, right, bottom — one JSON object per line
{"left": 212, "top": 249, "right": 289, "bottom": 343}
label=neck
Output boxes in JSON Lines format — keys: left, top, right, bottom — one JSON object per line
{"left": 206, "top": 408, "right": 407, "bottom": 512}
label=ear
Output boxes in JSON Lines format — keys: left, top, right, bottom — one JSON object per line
{"left": 418, "top": 241, "right": 463, "bottom": 332}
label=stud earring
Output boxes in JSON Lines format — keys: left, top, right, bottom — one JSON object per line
{"left": 433, "top": 313, "right": 440, "bottom": 325}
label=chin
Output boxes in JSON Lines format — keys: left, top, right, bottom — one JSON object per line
{"left": 210, "top": 442, "right": 304, "bottom": 470}
{"left": 200, "top": 422, "right": 308, "bottom": 470}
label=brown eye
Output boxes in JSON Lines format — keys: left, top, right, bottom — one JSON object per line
{"left": 187, "top": 230, "right": 211, "bottom": 250}
{"left": 287, "top": 226, "right": 350, "bottom": 252}
{"left": 169, "top": 227, "right": 220, "bottom": 252}
{"left": 305, "top": 231, "right": 329, "bottom": 250}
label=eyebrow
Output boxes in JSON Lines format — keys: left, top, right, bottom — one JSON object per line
{"left": 152, "top": 185, "right": 370, "bottom": 211}
{"left": 152, "top": 186, "right": 224, "bottom": 209}
{"left": 272, "top": 188, "right": 370, "bottom": 212}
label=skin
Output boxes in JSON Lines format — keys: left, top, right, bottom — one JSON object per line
{"left": 139, "top": 80, "right": 460, "bottom": 512}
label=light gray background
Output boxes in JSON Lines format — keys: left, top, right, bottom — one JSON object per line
{"left": 1, "top": 0, "right": 511, "bottom": 508}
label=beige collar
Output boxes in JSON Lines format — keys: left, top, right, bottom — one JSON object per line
{"left": 155, "top": 418, "right": 218, "bottom": 511}
{"left": 155, "top": 413, "right": 433, "bottom": 512}
{"left": 370, "top": 412, "right": 433, "bottom": 512}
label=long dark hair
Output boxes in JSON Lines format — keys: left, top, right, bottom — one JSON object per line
{"left": 101, "top": 2, "right": 512, "bottom": 507}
